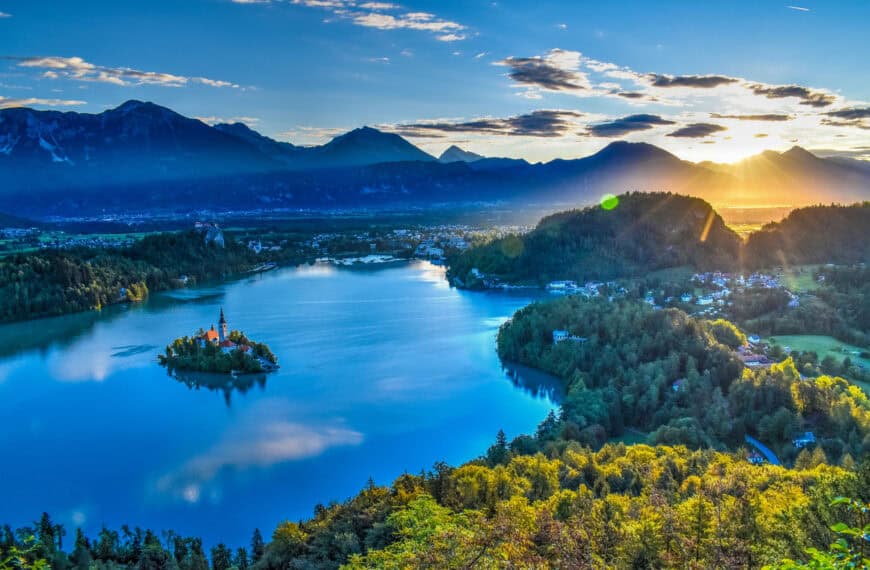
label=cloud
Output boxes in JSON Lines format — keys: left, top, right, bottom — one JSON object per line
{"left": 358, "top": 1, "right": 399, "bottom": 8}
{"left": 196, "top": 115, "right": 261, "bottom": 127}
{"left": 154, "top": 400, "right": 363, "bottom": 504}
{"left": 821, "top": 118, "right": 870, "bottom": 130}
{"left": 0, "top": 96, "right": 86, "bottom": 109}
{"left": 754, "top": 133, "right": 768, "bottom": 138}
{"left": 585, "top": 114, "right": 675, "bottom": 137}
{"left": 747, "top": 83, "right": 836, "bottom": 107}
{"left": 393, "top": 109, "right": 584, "bottom": 138}
{"left": 667, "top": 122, "right": 727, "bottom": 138}
{"left": 616, "top": 91, "right": 646, "bottom": 99}
{"left": 0, "top": 11, "right": 11, "bottom": 18}
{"left": 823, "top": 107, "right": 870, "bottom": 120}
{"left": 497, "top": 49, "right": 590, "bottom": 92}
{"left": 810, "top": 146, "right": 870, "bottom": 160}
{"left": 710, "top": 112, "right": 792, "bottom": 121}
{"left": 278, "top": 125, "right": 349, "bottom": 144}
{"left": 436, "top": 33, "right": 466, "bottom": 42}
{"left": 786, "top": 5, "right": 810, "bottom": 11}
{"left": 8, "top": 56, "right": 240, "bottom": 88}
{"left": 649, "top": 74, "right": 739, "bottom": 88}
{"left": 242, "top": 0, "right": 470, "bottom": 41}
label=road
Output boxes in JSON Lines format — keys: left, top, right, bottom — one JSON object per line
{"left": 745, "top": 435, "right": 782, "bottom": 465}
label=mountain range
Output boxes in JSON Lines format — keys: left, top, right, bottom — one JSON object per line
{"left": 0, "top": 100, "right": 867, "bottom": 216}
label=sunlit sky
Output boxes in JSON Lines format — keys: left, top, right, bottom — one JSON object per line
{"left": 1, "top": 0, "right": 868, "bottom": 163}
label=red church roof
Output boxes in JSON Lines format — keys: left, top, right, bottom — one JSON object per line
{"left": 202, "top": 328, "right": 219, "bottom": 342}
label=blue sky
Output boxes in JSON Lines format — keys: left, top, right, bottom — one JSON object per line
{"left": 1, "top": 0, "right": 868, "bottom": 162}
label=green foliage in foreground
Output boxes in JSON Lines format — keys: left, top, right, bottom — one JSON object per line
{"left": 497, "top": 297, "right": 870, "bottom": 462}
{"left": 771, "top": 497, "right": 869, "bottom": 569}
{"left": 158, "top": 330, "right": 277, "bottom": 374}
{"left": 4, "top": 451, "right": 868, "bottom": 569}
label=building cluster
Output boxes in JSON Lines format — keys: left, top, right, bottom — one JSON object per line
{"left": 304, "top": 224, "right": 487, "bottom": 265}
{"left": 548, "top": 280, "right": 627, "bottom": 299}
{"left": 552, "top": 330, "right": 588, "bottom": 344}
{"left": 39, "top": 234, "right": 136, "bottom": 250}
{"left": 246, "top": 239, "right": 283, "bottom": 254}
{"left": 0, "top": 227, "right": 40, "bottom": 239}
{"left": 195, "top": 221, "right": 225, "bottom": 248}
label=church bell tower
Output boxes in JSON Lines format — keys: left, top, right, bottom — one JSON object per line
{"left": 219, "top": 307, "right": 228, "bottom": 342}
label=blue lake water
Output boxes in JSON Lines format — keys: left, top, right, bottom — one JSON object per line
{"left": 0, "top": 261, "right": 555, "bottom": 547}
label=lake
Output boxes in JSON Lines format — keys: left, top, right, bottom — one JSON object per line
{"left": 0, "top": 261, "right": 556, "bottom": 547}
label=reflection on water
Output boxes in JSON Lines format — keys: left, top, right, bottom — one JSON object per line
{"left": 112, "top": 344, "right": 160, "bottom": 358}
{"left": 152, "top": 399, "right": 364, "bottom": 505}
{"left": 170, "top": 370, "right": 269, "bottom": 407}
{"left": 0, "top": 260, "right": 553, "bottom": 547}
{"left": 504, "top": 362, "right": 566, "bottom": 403}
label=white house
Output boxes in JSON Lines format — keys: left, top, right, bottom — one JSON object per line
{"left": 793, "top": 431, "right": 816, "bottom": 448}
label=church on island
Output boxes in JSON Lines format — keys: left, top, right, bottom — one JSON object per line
{"left": 199, "top": 308, "right": 252, "bottom": 354}
{"left": 160, "top": 307, "right": 278, "bottom": 375}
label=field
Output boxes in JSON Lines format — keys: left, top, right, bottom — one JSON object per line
{"left": 780, "top": 264, "right": 822, "bottom": 292}
{"left": 766, "top": 334, "right": 870, "bottom": 392}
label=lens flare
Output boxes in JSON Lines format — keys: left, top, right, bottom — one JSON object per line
{"left": 600, "top": 194, "right": 619, "bottom": 210}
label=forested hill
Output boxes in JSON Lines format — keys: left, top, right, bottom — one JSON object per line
{"left": 448, "top": 192, "right": 741, "bottom": 287}
{"left": 744, "top": 202, "right": 870, "bottom": 268}
{"left": 496, "top": 297, "right": 870, "bottom": 463}
{"left": 0, "top": 230, "right": 274, "bottom": 322}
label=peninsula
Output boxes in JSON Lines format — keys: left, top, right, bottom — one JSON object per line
{"left": 158, "top": 308, "right": 278, "bottom": 374}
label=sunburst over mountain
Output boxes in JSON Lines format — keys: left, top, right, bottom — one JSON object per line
{"left": 1, "top": 101, "right": 866, "bottom": 215}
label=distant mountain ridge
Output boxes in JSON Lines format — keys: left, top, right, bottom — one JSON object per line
{"left": 1, "top": 100, "right": 868, "bottom": 215}
{"left": 439, "top": 145, "right": 484, "bottom": 163}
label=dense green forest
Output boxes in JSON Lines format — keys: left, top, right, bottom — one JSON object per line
{"left": 447, "top": 192, "right": 741, "bottom": 288}
{"left": 744, "top": 203, "right": 870, "bottom": 268}
{"left": 0, "top": 230, "right": 299, "bottom": 323}
{"left": 448, "top": 197, "right": 870, "bottom": 290}
{"left": 158, "top": 330, "right": 278, "bottom": 374}
{"left": 3, "top": 451, "right": 867, "bottom": 569}
{"left": 496, "top": 297, "right": 870, "bottom": 463}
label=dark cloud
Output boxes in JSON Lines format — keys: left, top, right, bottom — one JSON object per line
{"left": 821, "top": 118, "right": 870, "bottom": 130}
{"left": 585, "top": 114, "right": 675, "bottom": 137}
{"left": 649, "top": 74, "right": 738, "bottom": 88}
{"left": 824, "top": 107, "right": 870, "bottom": 120}
{"left": 820, "top": 107, "right": 870, "bottom": 129}
{"left": 394, "top": 110, "right": 583, "bottom": 138}
{"left": 498, "top": 52, "right": 586, "bottom": 91}
{"left": 616, "top": 91, "right": 646, "bottom": 99}
{"left": 748, "top": 83, "right": 836, "bottom": 107}
{"left": 667, "top": 123, "right": 727, "bottom": 138}
{"left": 710, "top": 113, "right": 791, "bottom": 121}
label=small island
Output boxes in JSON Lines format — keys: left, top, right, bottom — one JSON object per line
{"left": 158, "top": 308, "right": 279, "bottom": 374}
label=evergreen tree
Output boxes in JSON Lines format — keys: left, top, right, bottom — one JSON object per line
{"left": 250, "top": 529, "right": 265, "bottom": 564}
